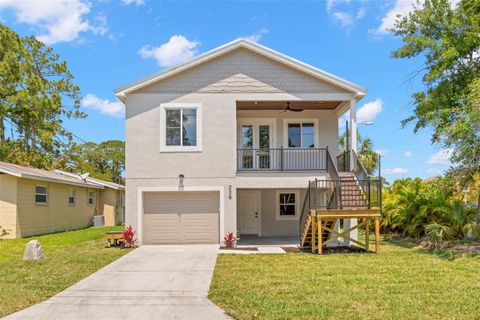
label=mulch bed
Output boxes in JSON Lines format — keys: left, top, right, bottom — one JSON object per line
{"left": 220, "top": 246, "right": 259, "bottom": 251}
{"left": 282, "top": 246, "right": 370, "bottom": 254}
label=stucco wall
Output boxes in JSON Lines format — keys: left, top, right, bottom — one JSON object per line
{"left": 0, "top": 174, "right": 17, "bottom": 239}
{"left": 260, "top": 188, "right": 306, "bottom": 237}
{"left": 124, "top": 48, "right": 353, "bottom": 242}
{"left": 15, "top": 178, "right": 98, "bottom": 237}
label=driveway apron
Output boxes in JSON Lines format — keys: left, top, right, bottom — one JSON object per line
{"left": 4, "top": 245, "right": 231, "bottom": 320}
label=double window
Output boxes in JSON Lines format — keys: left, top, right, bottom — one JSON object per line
{"left": 35, "top": 186, "right": 48, "bottom": 205}
{"left": 288, "top": 123, "right": 315, "bottom": 148}
{"left": 276, "top": 190, "right": 299, "bottom": 220}
{"left": 160, "top": 103, "right": 202, "bottom": 152}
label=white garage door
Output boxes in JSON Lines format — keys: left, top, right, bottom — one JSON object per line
{"left": 143, "top": 191, "right": 219, "bottom": 244}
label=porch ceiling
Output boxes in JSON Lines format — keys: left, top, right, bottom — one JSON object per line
{"left": 236, "top": 100, "right": 342, "bottom": 110}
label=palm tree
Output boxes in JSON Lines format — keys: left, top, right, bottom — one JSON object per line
{"left": 338, "top": 131, "right": 379, "bottom": 175}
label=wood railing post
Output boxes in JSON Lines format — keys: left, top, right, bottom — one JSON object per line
{"left": 375, "top": 217, "right": 380, "bottom": 253}
{"left": 280, "top": 146, "right": 284, "bottom": 171}
{"left": 365, "top": 217, "right": 370, "bottom": 252}
{"left": 311, "top": 211, "right": 316, "bottom": 253}
{"left": 317, "top": 217, "right": 322, "bottom": 255}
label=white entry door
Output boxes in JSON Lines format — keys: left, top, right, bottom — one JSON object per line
{"left": 238, "top": 119, "right": 274, "bottom": 170}
{"left": 238, "top": 190, "right": 260, "bottom": 235}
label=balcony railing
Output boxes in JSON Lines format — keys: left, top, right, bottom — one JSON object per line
{"left": 237, "top": 148, "right": 328, "bottom": 172}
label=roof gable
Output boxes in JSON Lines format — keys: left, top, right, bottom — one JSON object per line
{"left": 115, "top": 39, "right": 367, "bottom": 100}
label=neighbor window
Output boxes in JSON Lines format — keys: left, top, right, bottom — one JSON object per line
{"left": 88, "top": 191, "right": 95, "bottom": 205}
{"left": 276, "top": 190, "right": 299, "bottom": 220}
{"left": 35, "top": 185, "right": 48, "bottom": 205}
{"left": 160, "top": 103, "right": 202, "bottom": 152}
{"left": 288, "top": 123, "right": 315, "bottom": 148}
{"left": 68, "top": 190, "right": 76, "bottom": 205}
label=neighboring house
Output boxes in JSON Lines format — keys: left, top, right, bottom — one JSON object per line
{"left": 116, "top": 39, "right": 381, "bottom": 246}
{"left": 0, "top": 162, "right": 125, "bottom": 239}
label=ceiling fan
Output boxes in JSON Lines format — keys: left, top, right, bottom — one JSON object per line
{"left": 280, "top": 102, "right": 304, "bottom": 113}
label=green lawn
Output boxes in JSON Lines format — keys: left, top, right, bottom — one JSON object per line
{"left": 0, "top": 226, "right": 131, "bottom": 317}
{"left": 209, "top": 240, "right": 480, "bottom": 320}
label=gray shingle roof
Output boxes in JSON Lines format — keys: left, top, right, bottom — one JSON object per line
{"left": 0, "top": 162, "right": 124, "bottom": 190}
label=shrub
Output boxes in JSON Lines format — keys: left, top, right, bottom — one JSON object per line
{"left": 122, "top": 225, "right": 137, "bottom": 248}
{"left": 425, "top": 223, "right": 454, "bottom": 248}
{"left": 223, "top": 232, "right": 239, "bottom": 248}
{"left": 382, "top": 177, "right": 477, "bottom": 240}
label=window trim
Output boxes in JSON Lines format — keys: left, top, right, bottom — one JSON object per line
{"left": 68, "top": 189, "right": 76, "bottom": 206}
{"left": 275, "top": 190, "right": 300, "bottom": 221}
{"left": 87, "top": 191, "right": 95, "bottom": 206}
{"left": 160, "top": 103, "right": 202, "bottom": 152}
{"left": 35, "top": 185, "right": 48, "bottom": 205}
{"left": 283, "top": 118, "right": 319, "bottom": 148}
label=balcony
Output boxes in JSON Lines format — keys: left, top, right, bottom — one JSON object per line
{"left": 236, "top": 148, "right": 328, "bottom": 172}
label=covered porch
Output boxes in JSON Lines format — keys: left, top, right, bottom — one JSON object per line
{"left": 236, "top": 98, "right": 361, "bottom": 173}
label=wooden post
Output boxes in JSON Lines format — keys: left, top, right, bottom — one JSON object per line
{"left": 375, "top": 217, "right": 380, "bottom": 253}
{"left": 317, "top": 217, "right": 322, "bottom": 255}
{"left": 311, "top": 212, "right": 316, "bottom": 254}
{"left": 365, "top": 217, "right": 370, "bottom": 252}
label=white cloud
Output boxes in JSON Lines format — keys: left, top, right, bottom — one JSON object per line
{"left": 326, "top": 0, "right": 352, "bottom": 12}
{"left": 372, "top": 0, "right": 459, "bottom": 35}
{"left": 338, "top": 98, "right": 383, "bottom": 128}
{"left": 383, "top": 167, "right": 409, "bottom": 175}
{"left": 427, "top": 149, "right": 453, "bottom": 165}
{"left": 122, "top": 0, "right": 145, "bottom": 5}
{"left": 356, "top": 7, "right": 366, "bottom": 19}
{"left": 138, "top": 35, "right": 200, "bottom": 67}
{"left": 332, "top": 11, "right": 354, "bottom": 27}
{"left": 82, "top": 94, "right": 124, "bottom": 118}
{"left": 404, "top": 150, "right": 413, "bottom": 157}
{"left": 244, "top": 28, "right": 268, "bottom": 43}
{"left": 373, "top": 0, "right": 416, "bottom": 35}
{"left": 0, "top": 0, "right": 106, "bottom": 44}
{"left": 376, "top": 149, "right": 390, "bottom": 157}
{"left": 357, "top": 98, "right": 383, "bottom": 123}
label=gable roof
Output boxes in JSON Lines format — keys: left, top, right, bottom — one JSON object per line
{"left": 0, "top": 161, "right": 124, "bottom": 190}
{"left": 114, "top": 39, "right": 367, "bottom": 101}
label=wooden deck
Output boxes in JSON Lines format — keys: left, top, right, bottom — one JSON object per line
{"left": 302, "top": 209, "right": 381, "bottom": 254}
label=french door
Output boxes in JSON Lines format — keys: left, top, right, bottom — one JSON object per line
{"left": 238, "top": 120, "right": 274, "bottom": 171}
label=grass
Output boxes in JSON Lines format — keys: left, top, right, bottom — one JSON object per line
{"left": 209, "top": 239, "right": 480, "bottom": 320}
{"left": 0, "top": 226, "right": 131, "bottom": 317}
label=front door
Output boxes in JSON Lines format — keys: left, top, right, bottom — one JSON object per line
{"left": 238, "top": 190, "right": 260, "bottom": 235}
{"left": 238, "top": 120, "right": 274, "bottom": 170}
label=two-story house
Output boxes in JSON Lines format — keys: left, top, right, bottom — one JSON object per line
{"left": 116, "top": 39, "right": 381, "bottom": 249}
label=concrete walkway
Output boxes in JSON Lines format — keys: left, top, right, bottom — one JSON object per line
{"left": 4, "top": 245, "right": 231, "bottom": 320}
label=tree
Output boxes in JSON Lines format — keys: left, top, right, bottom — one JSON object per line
{"left": 66, "top": 140, "right": 125, "bottom": 184}
{"left": 0, "top": 24, "right": 85, "bottom": 169}
{"left": 339, "top": 131, "right": 379, "bottom": 175}
{"left": 391, "top": 0, "right": 480, "bottom": 184}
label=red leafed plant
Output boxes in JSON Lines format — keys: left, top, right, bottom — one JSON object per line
{"left": 122, "top": 225, "right": 137, "bottom": 248}
{"left": 223, "top": 232, "right": 239, "bottom": 248}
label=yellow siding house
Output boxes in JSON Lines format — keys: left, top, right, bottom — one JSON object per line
{"left": 0, "top": 161, "right": 125, "bottom": 239}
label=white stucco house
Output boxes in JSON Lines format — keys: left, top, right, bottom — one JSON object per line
{"left": 115, "top": 39, "right": 381, "bottom": 248}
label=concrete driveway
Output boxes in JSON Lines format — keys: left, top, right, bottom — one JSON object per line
{"left": 4, "top": 245, "right": 231, "bottom": 320}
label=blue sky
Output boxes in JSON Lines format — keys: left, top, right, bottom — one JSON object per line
{"left": 0, "top": 0, "right": 453, "bottom": 180}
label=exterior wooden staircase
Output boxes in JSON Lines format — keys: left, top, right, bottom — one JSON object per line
{"left": 300, "top": 175, "right": 377, "bottom": 251}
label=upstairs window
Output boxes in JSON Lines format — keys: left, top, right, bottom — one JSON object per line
{"left": 68, "top": 190, "right": 76, "bottom": 205}
{"left": 35, "top": 185, "right": 48, "bottom": 205}
{"left": 160, "top": 103, "right": 202, "bottom": 152}
{"left": 288, "top": 123, "right": 315, "bottom": 148}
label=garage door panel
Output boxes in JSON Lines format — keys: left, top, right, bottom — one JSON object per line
{"left": 143, "top": 192, "right": 219, "bottom": 244}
